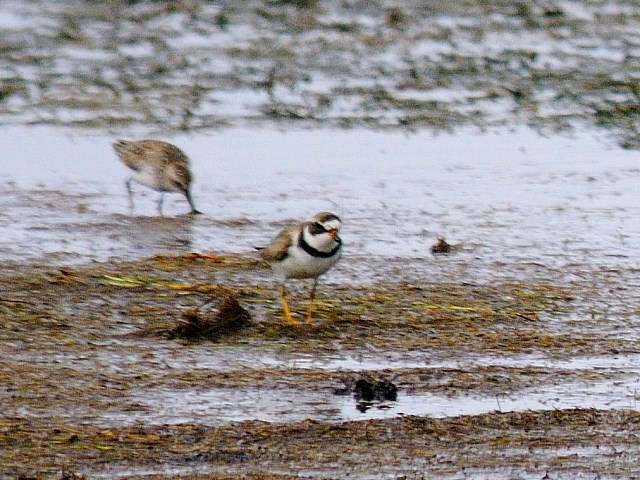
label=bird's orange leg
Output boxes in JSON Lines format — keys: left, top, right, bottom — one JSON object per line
{"left": 280, "top": 283, "right": 302, "bottom": 325}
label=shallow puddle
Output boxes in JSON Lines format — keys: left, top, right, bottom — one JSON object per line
{"left": 2, "top": 125, "right": 640, "bottom": 279}
{"left": 6, "top": 332, "right": 640, "bottom": 426}
{"left": 94, "top": 373, "right": 640, "bottom": 426}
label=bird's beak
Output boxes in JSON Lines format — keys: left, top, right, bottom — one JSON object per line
{"left": 328, "top": 230, "right": 337, "bottom": 240}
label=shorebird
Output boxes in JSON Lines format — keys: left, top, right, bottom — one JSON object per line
{"left": 112, "top": 139, "right": 201, "bottom": 215}
{"left": 258, "top": 212, "right": 343, "bottom": 324}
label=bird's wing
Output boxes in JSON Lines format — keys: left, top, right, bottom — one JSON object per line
{"left": 259, "top": 225, "right": 299, "bottom": 262}
{"left": 113, "top": 140, "right": 145, "bottom": 171}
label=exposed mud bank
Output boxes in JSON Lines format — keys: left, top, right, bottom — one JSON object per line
{"left": 2, "top": 254, "right": 640, "bottom": 478}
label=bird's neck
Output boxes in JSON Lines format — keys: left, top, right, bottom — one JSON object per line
{"left": 299, "top": 227, "right": 341, "bottom": 258}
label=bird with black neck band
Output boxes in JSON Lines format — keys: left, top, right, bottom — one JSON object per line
{"left": 258, "top": 212, "right": 343, "bottom": 325}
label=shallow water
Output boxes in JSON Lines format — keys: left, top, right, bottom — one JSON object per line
{"left": 2, "top": 125, "right": 639, "bottom": 278}
{"left": 86, "top": 350, "right": 640, "bottom": 426}
{"left": 95, "top": 374, "right": 640, "bottom": 426}
{"left": 5, "top": 333, "right": 640, "bottom": 426}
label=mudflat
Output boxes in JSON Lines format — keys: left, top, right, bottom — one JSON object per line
{"left": 2, "top": 253, "right": 640, "bottom": 478}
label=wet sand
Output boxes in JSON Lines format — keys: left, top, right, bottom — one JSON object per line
{"left": 2, "top": 75, "right": 640, "bottom": 480}
{"left": 2, "top": 0, "right": 640, "bottom": 478}
{"left": 1, "top": 253, "right": 640, "bottom": 478}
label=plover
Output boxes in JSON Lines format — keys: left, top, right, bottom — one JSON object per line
{"left": 258, "top": 212, "right": 343, "bottom": 324}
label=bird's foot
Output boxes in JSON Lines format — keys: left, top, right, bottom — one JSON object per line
{"left": 282, "top": 297, "right": 303, "bottom": 325}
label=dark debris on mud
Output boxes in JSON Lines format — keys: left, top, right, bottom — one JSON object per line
{"left": 335, "top": 377, "right": 399, "bottom": 413}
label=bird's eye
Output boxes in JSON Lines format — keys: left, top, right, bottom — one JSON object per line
{"left": 309, "top": 222, "right": 330, "bottom": 235}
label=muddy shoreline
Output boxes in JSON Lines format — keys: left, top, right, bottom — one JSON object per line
{"left": 2, "top": 0, "right": 640, "bottom": 477}
{"left": 2, "top": 254, "right": 640, "bottom": 478}
{"left": 7, "top": 408, "right": 640, "bottom": 479}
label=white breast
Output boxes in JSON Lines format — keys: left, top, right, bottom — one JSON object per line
{"left": 130, "top": 165, "right": 181, "bottom": 193}
{"left": 273, "top": 244, "right": 342, "bottom": 279}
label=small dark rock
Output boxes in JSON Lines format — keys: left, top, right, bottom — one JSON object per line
{"left": 347, "top": 378, "right": 398, "bottom": 413}
{"left": 335, "top": 377, "right": 399, "bottom": 404}
{"left": 353, "top": 379, "right": 398, "bottom": 402}
{"left": 354, "top": 379, "right": 376, "bottom": 401}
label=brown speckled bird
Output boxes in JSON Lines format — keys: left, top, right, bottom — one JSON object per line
{"left": 113, "top": 139, "right": 200, "bottom": 215}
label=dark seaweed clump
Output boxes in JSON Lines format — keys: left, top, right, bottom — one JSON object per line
{"left": 169, "top": 296, "right": 252, "bottom": 341}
